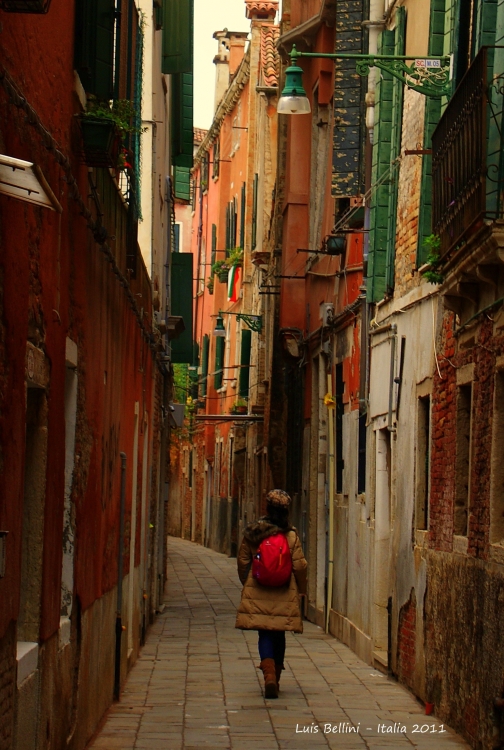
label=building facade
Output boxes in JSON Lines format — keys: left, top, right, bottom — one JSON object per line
{"left": 0, "top": 0, "right": 192, "bottom": 746}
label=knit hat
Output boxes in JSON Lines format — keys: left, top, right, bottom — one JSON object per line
{"left": 266, "top": 489, "right": 291, "bottom": 508}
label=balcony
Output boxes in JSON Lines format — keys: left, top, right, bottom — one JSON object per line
{"left": 432, "top": 47, "right": 504, "bottom": 261}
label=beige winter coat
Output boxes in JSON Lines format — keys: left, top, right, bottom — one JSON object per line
{"left": 235, "top": 519, "right": 308, "bottom": 633}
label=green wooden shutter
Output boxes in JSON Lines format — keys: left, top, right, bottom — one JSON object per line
{"left": 240, "top": 183, "right": 246, "bottom": 248}
{"left": 201, "top": 335, "right": 209, "bottom": 397}
{"left": 214, "top": 337, "right": 225, "bottom": 390}
{"left": 170, "top": 253, "right": 194, "bottom": 363}
{"left": 239, "top": 329, "right": 252, "bottom": 398}
{"left": 384, "top": 6, "right": 406, "bottom": 293}
{"left": 226, "top": 204, "right": 231, "bottom": 253}
{"left": 162, "top": 0, "right": 193, "bottom": 74}
{"left": 252, "top": 174, "right": 258, "bottom": 250}
{"left": 367, "top": 30, "right": 395, "bottom": 302}
{"left": 75, "top": 0, "right": 115, "bottom": 100}
{"left": 211, "top": 224, "right": 217, "bottom": 267}
{"left": 172, "top": 72, "right": 193, "bottom": 169}
{"left": 174, "top": 166, "right": 190, "bottom": 201}
{"left": 417, "top": 0, "right": 445, "bottom": 265}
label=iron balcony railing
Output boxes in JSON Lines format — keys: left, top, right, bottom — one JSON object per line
{"left": 432, "top": 46, "right": 504, "bottom": 258}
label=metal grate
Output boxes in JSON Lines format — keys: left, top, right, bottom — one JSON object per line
{"left": 432, "top": 47, "right": 504, "bottom": 257}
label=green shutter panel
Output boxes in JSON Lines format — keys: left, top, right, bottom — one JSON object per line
{"left": 174, "top": 166, "right": 190, "bottom": 201}
{"left": 214, "top": 337, "right": 225, "bottom": 390}
{"left": 226, "top": 204, "right": 231, "bottom": 253}
{"left": 201, "top": 335, "right": 209, "bottom": 397}
{"left": 384, "top": 6, "right": 406, "bottom": 294}
{"left": 417, "top": 0, "right": 445, "bottom": 265}
{"left": 239, "top": 330, "right": 252, "bottom": 398}
{"left": 252, "top": 174, "right": 258, "bottom": 250}
{"left": 211, "top": 224, "right": 217, "bottom": 267}
{"left": 240, "top": 183, "right": 246, "bottom": 248}
{"left": 74, "top": 0, "right": 115, "bottom": 99}
{"left": 162, "top": 0, "right": 193, "bottom": 74}
{"left": 367, "top": 30, "right": 395, "bottom": 303}
{"left": 172, "top": 72, "right": 193, "bottom": 169}
{"left": 170, "top": 253, "right": 194, "bottom": 363}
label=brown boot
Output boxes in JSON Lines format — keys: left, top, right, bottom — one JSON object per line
{"left": 275, "top": 663, "right": 283, "bottom": 690}
{"left": 260, "top": 658, "right": 278, "bottom": 699}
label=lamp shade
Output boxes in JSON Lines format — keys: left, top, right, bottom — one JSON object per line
{"left": 277, "top": 63, "right": 311, "bottom": 114}
{"left": 213, "top": 315, "right": 226, "bottom": 337}
{"left": 326, "top": 235, "right": 346, "bottom": 255}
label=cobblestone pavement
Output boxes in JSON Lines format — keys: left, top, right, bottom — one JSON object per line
{"left": 88, "top": 536, "right": 470, "bottom": 750}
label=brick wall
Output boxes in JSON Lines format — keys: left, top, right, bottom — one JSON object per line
{"left": 397, "top": 588, "right": 416, "bottom": 688}
{"left": 394, "top": 89, "right": 425, "bottom": 298}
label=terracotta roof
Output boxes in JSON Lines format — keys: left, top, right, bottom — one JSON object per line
{"left": 193, "top": 128, "right": 208, "bottom": 144}
{"left": 260, "top": 25, "right": 279, "bottom": 87}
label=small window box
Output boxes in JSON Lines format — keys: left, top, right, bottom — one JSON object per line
{"left": 80, "top": 117, "right": 120, "bottom": 168}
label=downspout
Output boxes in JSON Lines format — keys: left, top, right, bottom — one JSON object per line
{"left": 325, "top": 371, "right": 336, "bottom": 634}
{"left": 387, "top": 324, "right": 397, "bottom": 431}
{"left": 114, "top": 452, "right": 127, "bottom": 700}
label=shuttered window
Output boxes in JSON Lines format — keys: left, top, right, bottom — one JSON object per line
{"left": 240, "top": 183, "right": 246, "bottom": 249}
{"left": 170, "top": 253, "right": 194, "bottom": 363}
{"left": 239, "top": 330, "right": 252, "bottom": 399}
{"left": 172, "top": 72, "right": 193, "bottom": 170}
{"left": 214, "top": 337, "right": 225, "bottom": 390}
{"left": 211, "top": 224, "right": 217, "bottom": 267}
{"left": 367, "top": 9, "right": 405, "bottom": 302}
{"left": 417, "top": 0, "right": 445, "bottom": 265}
{"left": 201, "top": 335, "right": 209, "bottom": 397}
{"left": 252, "top": 173, "right": 258, "bottom": 250}
{"left": 162, "top": 0, "right": 193, "bottom": 74}
{"left": 74, "top": 0, "right": 115, "bottom": 100}
{"left": 174, "top": 166, "right": 190, "bottom": 201}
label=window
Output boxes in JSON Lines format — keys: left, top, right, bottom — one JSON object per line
{"left": 252, "top": 173, "right": 258, "bottom": 250}
{"left": 240, "top": 182, "right": 246, "bottom": 249}
{"left": 201, "top": 152, "right": 209, "bottom": 192}
{"left": 174, "top": 223, "right": 181, "bottom": 253}
{"left": 239, "top": 329, "right": 251, "bottom": 399}
{"left": 416, "top": 395, "right": 431, "bottom": 530}
{"left": 201, "top": 335, "right": 209, "bottom": 397}
{"left": 213, "top": 138, "right": 220, "bottom": 180}
{"left": 367, "top": 7, "right": 405, "bottom": 302}
{"left": 214, "top": 337, "right": 225, "bottom": 390}
{"left": 74, "top": 0, "right": 115, "bottom": 100}
{"left": 455, "top": 384, "right": 472, "bottom": 536}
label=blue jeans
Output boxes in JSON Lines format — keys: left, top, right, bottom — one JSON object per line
{"left": 258, "top": 630, "right": 286, "bottom": 666}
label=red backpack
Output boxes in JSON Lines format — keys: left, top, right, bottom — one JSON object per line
{"left": 252, "top": 533, "right": 293, "bottom": 587}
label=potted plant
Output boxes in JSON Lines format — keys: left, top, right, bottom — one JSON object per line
{"left": 230, "top": 398, "right": 248, "bottom": 415}
{"left": 211, "top": 259, "right": 230, "bottom": 283}
{"left": 80, "top": 98, "right": 140, "bottom": 168}
{"left": 228, "top": 247, "right": 244, "bottom": 267}
{"left": 206, "top": 277, "right": 214, "bottom": 295}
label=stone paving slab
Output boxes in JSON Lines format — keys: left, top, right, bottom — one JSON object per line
{"left": 88, "top": 536, "right": 470, "bottom": 750}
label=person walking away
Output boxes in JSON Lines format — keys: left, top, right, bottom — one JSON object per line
{"left": 235, "top": 489, "right": 308, "bottom": 699}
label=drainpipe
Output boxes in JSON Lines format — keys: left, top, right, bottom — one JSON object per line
{"left": 325, "top": 371, "right": 336, "bottom": 634}
{"left": 388, "top": 324, "right": 397, "bottom": 431}
{"left": 114, "top": 452, "right": 127, "bottom": 701}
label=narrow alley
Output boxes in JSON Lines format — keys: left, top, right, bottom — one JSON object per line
{"left": 89, "top": 538, "right": 469, "bottom": 750}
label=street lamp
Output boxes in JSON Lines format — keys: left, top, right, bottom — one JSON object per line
{"left": 213, "top": 310, "right": 263, "bottom": 335}
{"left": 277, "top": 44, "right": 452, "bottom": 114}
{"left": 277, "top": 60, "right": 311, "bottom": 114}
{"left": 213, "top": 315, "right": 226, "bottom": 337}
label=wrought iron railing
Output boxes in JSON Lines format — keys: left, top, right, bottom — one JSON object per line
{"left": 432, "top": 47, "right": 504, "bottom": 258}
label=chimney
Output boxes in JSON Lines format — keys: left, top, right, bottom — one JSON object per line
{"left": 245, "top": 1, "right": 278, "bottom": 22}
{"left": 213, "top": 30, "right": 230, "bottom": 112}
{"left": 213, "top": 30, "right": 249, "bottom": 112}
